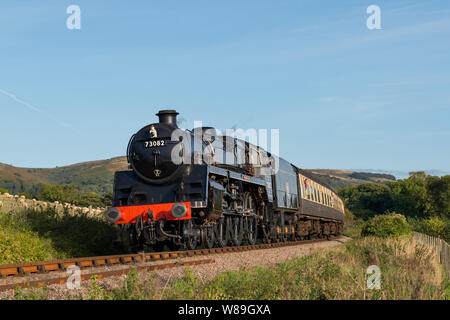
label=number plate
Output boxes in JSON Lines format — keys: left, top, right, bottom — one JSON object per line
{"left": 144, "top": 140, "right": 165, "bottom": 148}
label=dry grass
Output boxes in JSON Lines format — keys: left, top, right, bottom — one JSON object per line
{"left": 5, "top": 236, "right": 449, "bottom": 300}
{"left": 80, "top": 236, "right": 450, "bottom": 300}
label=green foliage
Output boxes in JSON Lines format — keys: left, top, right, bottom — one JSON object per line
{"left": 84, "top": 269, "right": 155, "bottom": 300}
{"left": 13, "top": 286, "right": 49, "bottom": 300}
{"left": 108, "top": 269, "right": 155, "bottom": 300}
{"left": 37, "top": 184, "right": 108, "bottom": 207}
{"left": 343, "top": 218, "right": 364, "bottom": 239}
{"left": 339, "top": 183, "right": 394, "bottom": 217}
{"left": 361, "top": 213, "right": 411, "bottom": 238}
{"left": 339, "top": 173, "right": 450, "bottom": 220}
{"left": 87, "top": 276, "right": 108, "bottom": 300}
{"left": 164, "top": 268, "right": 201, "bottom": 299}
{"left": 0, "top": 214, "right": 61, "bottom": 263}
{"left": 426, "top": 175, "right": 450, "bottom": 217}
{"left": 0, "top": 206, "right": 126, "bottom": 264}
{"left": 409, "top": 217, "right": 450, "bottom": 243}
{"left": 389, "top": 172, "right": 430, "bottom": 218}
{"left": 0, "top": 187, "right": 8, "bottom": 194}
{"left": 344, "top": 208, "right": 355, "bottom": 222}
{"left": 18, "top": 192, "right": 34, "bottom": 199}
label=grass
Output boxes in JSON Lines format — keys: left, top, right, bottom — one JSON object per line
{"left": 0, "top": 204, "right": 126, "bottom": 264}
{"left": 12, "top": 236, "right": 448, "bottom": 300}
{"left": 1, "top": 197, "right": 448, "bottom": 300}
{"left": 179, "top": 236, "right": 449, "bottom": 300}
{"left": 343, "top": 219, "right": 364, "bottom": 239}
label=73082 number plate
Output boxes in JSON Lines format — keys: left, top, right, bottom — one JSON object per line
{"left": 144, "top": 140, "right": 165, "bottom": 147}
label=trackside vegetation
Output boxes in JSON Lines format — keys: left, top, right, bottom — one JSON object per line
{"left": 10, "top": 236, "right": 449, "bottom": 300}
{"left": 1, "top": 171, "right": 449, "bottom": 300}
{"left": 361, "top": 213, "right": 411, "bottom": 238}
{"left": 339, "top": 172, "right": 450, "bottom": 242}
{"left": 0, "top": 206, "right": 125, "bottom": 264}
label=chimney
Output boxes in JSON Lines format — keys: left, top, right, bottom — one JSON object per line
{"left": 156, "top": 110, "right": 179, "bottom": 128}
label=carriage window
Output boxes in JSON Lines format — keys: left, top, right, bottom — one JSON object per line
{"left": 300, "top": 181, "right": 305, "bottom": 198}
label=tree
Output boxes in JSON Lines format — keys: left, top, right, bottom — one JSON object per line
{"left": 389, "top": 172, "right": 429, "bottom": 217}
{"left": 338, "top": 183, "right": 394, "bottom": 217}
{"left": 426, "top": 175, "right": 450, "bottom": 219}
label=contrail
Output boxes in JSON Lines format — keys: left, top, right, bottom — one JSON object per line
{"left": 0, "top": 88, "right": 42, "bottom": 113}
{"left": 0, "top": 88, "right": 77, "bottom": 132}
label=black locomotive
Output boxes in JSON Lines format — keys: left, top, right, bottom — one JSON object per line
{"left": 105, "top": 110, "right": 344, "bottom": 251}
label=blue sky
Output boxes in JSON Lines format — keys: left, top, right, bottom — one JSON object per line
{"left": 0, "top": 0, "right": 449, "bottom": 172}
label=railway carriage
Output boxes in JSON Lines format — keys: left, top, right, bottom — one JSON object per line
{"left": 105, "top": 110, "right": 344, "bottom": 251}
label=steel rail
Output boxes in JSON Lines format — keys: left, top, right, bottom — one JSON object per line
{"left": 0, "top": 236, "right": 339, "bottom": 278}
{"left": 0, "top": 258, "right": 215, "bottom": 292}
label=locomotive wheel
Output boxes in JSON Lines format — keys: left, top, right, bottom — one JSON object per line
{"left": 243, "top": 193, "right": 258, "bottom": 245}
{"left": 201, "top": 226, "right": 215, "bottom": 249}
{"left": 288, "top": 223, "right": 295, "bottom": 241}
{"left": 262, "top": 224, "right": 271, "bottom": 244}
{"left": 128, "top": 224, "right": 145, "bottom": 253}
{"left": 230, "top": 217, "right": 244, "bottom": 246}
{"left": 214, "top": 218, "right": 227, "bottom": 247}
{"left": 246, "top": 216, "right": 258, "bottom": 245}
{"left": 243, "top": 192, "right": 256, "bottom": 215}
{"left": 184, "top": 220, "right": 199, "bottom": 250}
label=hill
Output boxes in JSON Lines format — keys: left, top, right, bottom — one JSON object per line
{"left": 303, "top": 169, "right": 396, "bottom": 191}
{"left": 0, "top": 157, "right": 128, "bottom": 195}
{"left": 0, "top": 157, "right": 396, "bottom": 196}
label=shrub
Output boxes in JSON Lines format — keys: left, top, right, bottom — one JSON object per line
{"left": 0, "top": 187, "right": 8, "bottom": 194}
{"left": 409, "top": 216, "right": 450, "bottom": 242}
{"left": 37, "top": 184, "right": 106, "bottom": 207}
{"left": 361, "top": 213, "right": 411, "bottom": 238}
{"left": 0, "top": 206, "right": 126, "bottom": 264}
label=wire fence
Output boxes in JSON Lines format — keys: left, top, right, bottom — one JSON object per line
{"left": 413, "top": 232, "right": 450, "bottom": 277}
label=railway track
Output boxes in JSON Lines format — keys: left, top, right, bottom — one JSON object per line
{"left": 0, "top": 236, "right": 340, "bottom": 292}
{"left": 0, "top": 259, "right": 215, "bottom": 292}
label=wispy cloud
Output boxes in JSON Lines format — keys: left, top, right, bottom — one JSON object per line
{"left": 0, "top": 88, "right": 76, "bottom": 132}
{"left": 0, "top": 88, "right": 42, "bottom": 113}
{"left": 308, "top": 17, "right": 450, "bottom": 57}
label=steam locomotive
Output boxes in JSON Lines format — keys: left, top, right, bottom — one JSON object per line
{"left": 105, "top": 110, "right": 344, "bottom": 251}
